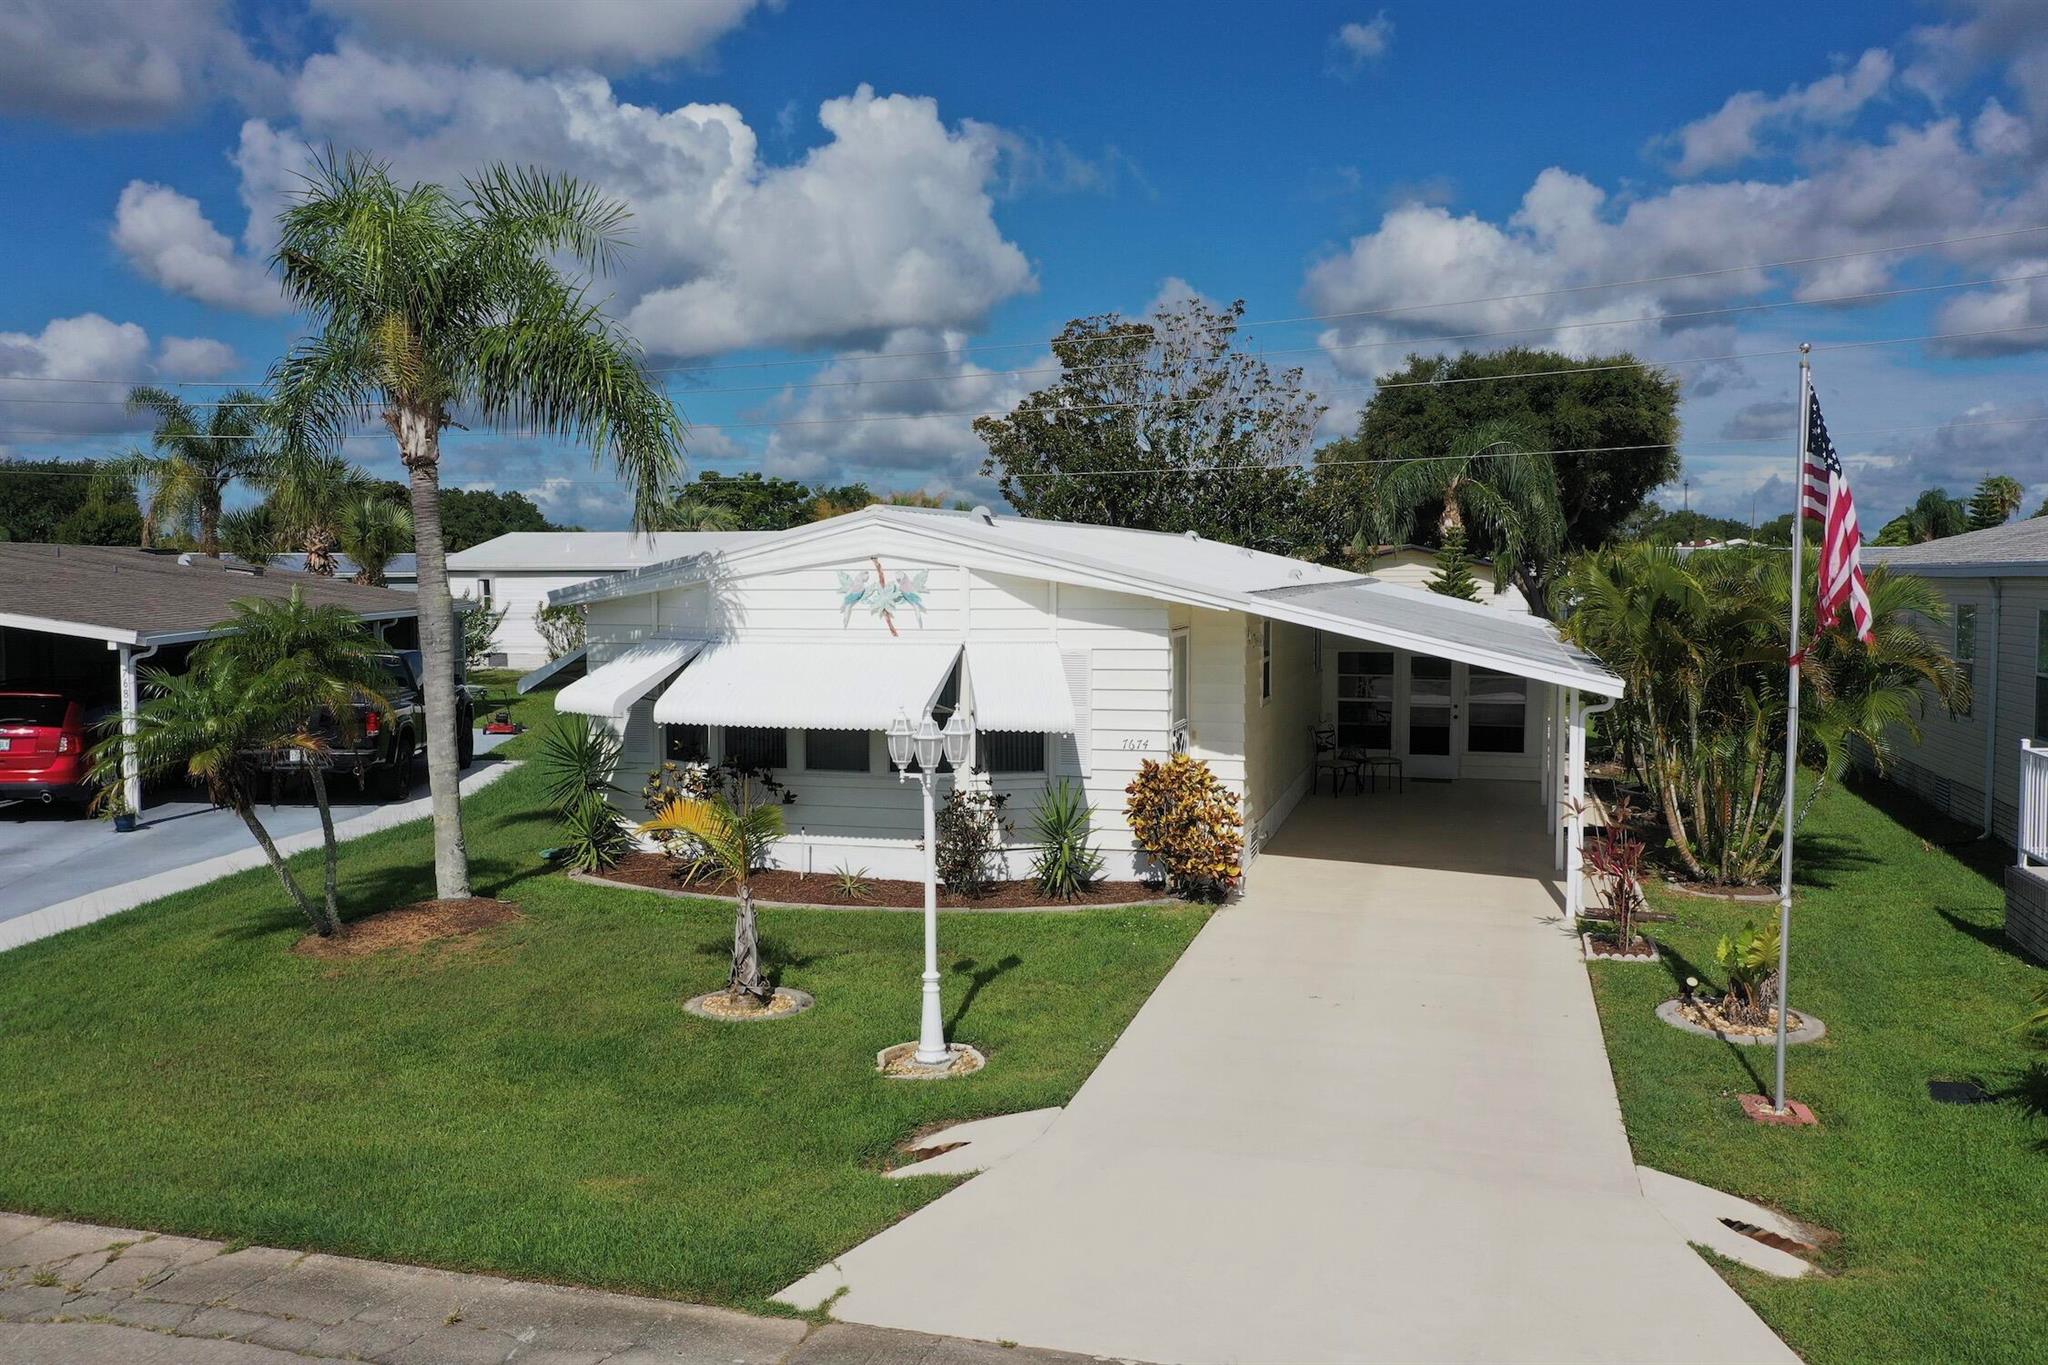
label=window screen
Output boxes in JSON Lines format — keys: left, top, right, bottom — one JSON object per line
{"left": 980, "top": 731, "right": 1046, "bottom": 774}
{"left": 1336, "top": 651, "right": 1394, "bottom": 750}
{"left": 1466, "top": 667, "right": 1527, "bottom": 754}
{"left": 723, "top": 726, "right": 787, "bottom": 769}
{"left": 804, "top": 729, "right": 870, "bottom": 772}
{"left": 663, "top": 723, "right": 709, "bottom": 763}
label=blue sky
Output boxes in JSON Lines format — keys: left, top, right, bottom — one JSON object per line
{"left": 3, "top": 0, "right": 2045, "bottom": 530}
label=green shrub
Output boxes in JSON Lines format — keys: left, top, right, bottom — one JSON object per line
{"left": 936, "top": 787, "right": 1011, "bottom": 898}
{"left": 1030, "top": 780, "right": 1103, "bottom": 901}
{"left": 558, "top": 792, "right": 632, "bottom": 872}
{"left": 1715, "top": 919, "right": 1782, "bottom": 1025}
{"left": 1124, "top": 754, "right": 1243, "bottom": 900}
{"left": 533, "top": 714, "right": 622, "bottom": 814}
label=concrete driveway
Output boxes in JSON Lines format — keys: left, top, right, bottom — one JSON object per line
{"left": 0, "top": 734, "right": 513, "bottom": 940}
{"left": 782, "top": 784, "right": 1795, "bottom": 1363}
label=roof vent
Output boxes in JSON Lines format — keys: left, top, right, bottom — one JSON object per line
{"left": 973, "top": 504, "right": 995, "bottom": 525}
{"left": 1183, "top": 530, "right": 1200, "bottom": 541}
{"left": 176, "top": 553, "right": 194, "bottom": 567}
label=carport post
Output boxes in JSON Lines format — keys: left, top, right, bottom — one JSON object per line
{"left": 115, "top": 641, "right": 144, "bottom": 816}
{"left": 1565, "top": 688, "right": 1584, "bottom": 920}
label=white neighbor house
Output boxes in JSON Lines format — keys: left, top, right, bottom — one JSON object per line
{"left": 448, "top": 531, "right": 768, "bottom": 668}
{"left": 547, "top": 505, "right": 1622, "bottom": 907}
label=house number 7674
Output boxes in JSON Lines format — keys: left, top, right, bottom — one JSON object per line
{"left": 1121, "top": 738, "right": 1152, "bottom": 750}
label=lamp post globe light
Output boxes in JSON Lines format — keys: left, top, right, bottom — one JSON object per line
{"left": 891, "top": 708, "right": 974, "bottom": 1069}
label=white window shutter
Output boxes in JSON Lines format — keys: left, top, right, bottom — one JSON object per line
{"left": 1055, "top": 647, "right": 1092, "bottom": 777}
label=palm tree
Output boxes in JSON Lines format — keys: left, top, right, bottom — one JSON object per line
{"left": 269, "top": 152, "right": 686, "bottom": 901}
{"left": 265, "top": 450, "right": 369, "bottom": 575}
{"left": 97, "top": 387, "right": 275, "bottom": 555}
{"left": 1967, "top": 474, "right": 2025, "bottom": 531}
{"left": 1356, "top": 420, "right": 1566, "bottom": 616}
{"left": 654, "top": 495, "right": 741, "bottom": 532}
{"left": 1874, "top": 487, "right": 1970, "bottom": 545}
{"left": 217, "top": 505, "right": 284, "bottom": 567}
{"left": 339, "top": 495, "right": 413, "bottom": 585}
{"left": 640, "top": 777, "right": 786, "bottom": 1006}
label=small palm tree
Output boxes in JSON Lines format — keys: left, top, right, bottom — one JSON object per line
{"left": 640, "top": 778, "right": 785, "bottom": 1006}
{"left": 217, "top": 505, "right": 285, "bottom": 567}
{"left": 1357, "top": 420, "right": 1566, "bottom": 615}
{"left": 269, "top": 152, "right": 687, "bottom": 903}
{"left": 1874, "top": 487, "right": 1970, "bottom": 545}
{"left": 264, "top": 450, "right": 369, "bottom": 576}
{"left": 339, "top": 495, "right": 413, "bottom": 585}
{"left": 97, "top": 387, "right": 275, "bottom": 555}
{"left": 655, "top": 495, "right": 741, "bottom": 532}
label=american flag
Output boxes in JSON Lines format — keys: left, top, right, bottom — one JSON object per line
{"left": 1800, "top": 386, "right": 1873, "bottom": 642}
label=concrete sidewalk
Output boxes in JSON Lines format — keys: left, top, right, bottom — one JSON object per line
{"left": 779, "top": 786, "right": 1797, "bottom": 1363}
{"left": 0, "top": 1213, "right": 1130, "bottom": 1365}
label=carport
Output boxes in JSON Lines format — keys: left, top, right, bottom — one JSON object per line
{"left": 0, "top": 544, "right": 423, "bottom": 814}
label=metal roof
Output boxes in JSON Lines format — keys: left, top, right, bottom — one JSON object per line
{"left": 447, "top": 531, "right": 770, "bottom": 573}
{"left": 0, "top": 543, "right": 422, "bottom": 646}
{"left": 1861, "top": 517, "right": 2048, "bottom": 576}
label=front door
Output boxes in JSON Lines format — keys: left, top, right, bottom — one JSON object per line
{"left": 1404, "top": 657, "right": 1461, "bottom": 780}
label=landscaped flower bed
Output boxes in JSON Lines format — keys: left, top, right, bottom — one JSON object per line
{"left": 587, "top": 852, "right": 1170, "bottom": 909}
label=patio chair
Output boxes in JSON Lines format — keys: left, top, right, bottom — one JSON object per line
{"left": 1312, "top": 723, "right": 1362, "bottom": 795}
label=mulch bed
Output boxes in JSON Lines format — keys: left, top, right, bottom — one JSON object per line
{"left": 293, "top": 898, "right": 522, "bottom": 958}
{"left": 596, "top": 852, "right": 1170, "bottom": 909}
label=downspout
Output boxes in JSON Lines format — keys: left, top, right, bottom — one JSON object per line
{"left": 1982, "top": 578, "right": 2003, "bottom": 838}
{"left": 112, "top": 639, "right": 161, "bottom": 818}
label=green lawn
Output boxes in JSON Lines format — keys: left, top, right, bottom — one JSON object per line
{"left": 0, "top": 762, "right": 1207, "bottom": 1311}
{"left": 1589, "top": 775, "right": 2048, "bottom": 1364}
{"left": 467, "top": 667, "right": 563, "bottom": 758}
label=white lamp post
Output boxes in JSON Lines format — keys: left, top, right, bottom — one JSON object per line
{"left": 890, "top": 708, "right": 975, "bottom": 1067}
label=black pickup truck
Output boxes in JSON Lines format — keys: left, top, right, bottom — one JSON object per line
{"left": 261, "top": 650, "right": 474, "bottom": 800}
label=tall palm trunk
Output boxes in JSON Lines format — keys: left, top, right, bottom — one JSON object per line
{"left": 730, "top": 879, "right": 768, "bottom": 1002}
{"left": 231, "top": 799, "right": 325, "bottom": 934}
{"left": 305, "top": 761, "right": 343, "bottom": 935}
{"left": 395, "top": 408, "right": 471, "bottom": 901}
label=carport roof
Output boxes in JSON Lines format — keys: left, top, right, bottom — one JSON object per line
{"left": 0, "top": 543, "right": 422, "bottom": 646}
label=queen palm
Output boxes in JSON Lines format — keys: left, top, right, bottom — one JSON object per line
{"left": 97, "top": 386, "right": 275, "bottom": 554}
{"left": 270, "top": 153, "right": 686, "bottom": 901}
{"left": 1356, "top": 420, "right": 1566, "bottom": 616}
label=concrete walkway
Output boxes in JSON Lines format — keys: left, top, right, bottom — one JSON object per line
{"left": 0, "top": 1213, "right": 1127, "bottom": 1365}
{"left": 781, "top": 784, "right": 1796, "bottom": 1363}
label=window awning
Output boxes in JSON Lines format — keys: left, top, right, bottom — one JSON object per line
{"left": 556, "top": 640, "right": 706, "bottom": 718}
{"left": 653, "top": 639, "right": 960, "bottom": 731}
{"left": 964, "top": 640, "right": 1077, "bottom": 733}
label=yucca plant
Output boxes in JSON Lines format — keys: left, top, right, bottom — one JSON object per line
{"left": 559, "top": 792, "right": 632, "bottom": 872}
{"left": 641, "top": 776, "right": 787, "bottom": 1006}
{"left": 1031, "top": 779, "right": 1103, "bottom": 901}
{"left": 532, "top": 713, "right": 623, "bottom": 814}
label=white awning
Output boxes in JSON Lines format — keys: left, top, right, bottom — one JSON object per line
{"left": 964, "top": 640, "right": 1077, "bottom": 733}
{"left": 653, "top": 639, "right": 960, "bottom": 730}
{"left": 556, "top": 640, "right": 706, "bottom": 718}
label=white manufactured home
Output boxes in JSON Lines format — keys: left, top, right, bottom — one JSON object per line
{"left": 548, "top": 506, "right": 1622, "bottom": 906}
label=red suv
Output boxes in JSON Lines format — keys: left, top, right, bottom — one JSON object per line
{"left": 0, "top": 689, "right": 91, "bottom": 806}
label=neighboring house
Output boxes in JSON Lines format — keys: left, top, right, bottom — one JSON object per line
{"left": 263, "top": 553, "right": 419, "bottom": 589}
{"left": 1864, "top": 517, "right": 2048, "bottom": 846}
{"left": 0, "top": 544, "right": 425, "bottom": 814}
{"left": 1359, "top": 545, "right": 1531, "bottom": 611}
{"left": 448, "top": 532, "right": 766, "bottom": 668}
{"left": 548, "top": 506, "right": 1621, "bottom": 907}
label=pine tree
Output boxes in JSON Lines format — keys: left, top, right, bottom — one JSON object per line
{"left": 1967, "top": 474, "right": 2024, "bottom": 531}
{"left": 1428, "top": 529, "right": 1482, "bottom": 601}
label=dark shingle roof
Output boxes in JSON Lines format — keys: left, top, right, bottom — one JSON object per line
{"left": 0, "top": 544, "right": 422, "bottom": 643}
{"left": 1863, "top": 517, "right": 2048, "bottom": 574}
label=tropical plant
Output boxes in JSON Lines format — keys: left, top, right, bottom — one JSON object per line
{"left": 96, "top": 386, "right": 276, "bottom": 554}
{"left": 558, "top": 791, "right": 632, "bottom": 872}
{"left": 339, "top": 495, "right": 413, "bottom": 585}
{"left": 459, "top": 596, "right": 509, "bottom": 670}
{"left": 263, "top": 450, "right": 367, "bottom": 575}
{"left": 654, "top": 495, "right": 741, "bottom": 532}
{"left": 1874, "top": 487, "right": 1970, "bottom": 545}
{"left": 534, "top": 602, "right": 587, "bottom": 661}
{"left": 1124, "top": 754, "right": 1244, "bottom": 900}
{"left": 831, "top": 863, "right": 876, "bottom": 903}
{"left": 268, "top": 152, "right": 687, "bottom": 904}
{"left": 217, "top": 505, "right": 284, "bottom": 567}
{"left": 1425, "top": 527, "right": 1482, "bottom": 601}
{"left": 2023, "top": 985, "right": 2048, "bottom": 1050}
{"left": 1578, "top": 796, "right": 1648, "bottom": 951}
{"left": 1967, "top": 474, "right": 2025, "bottom": 531}
{"left": 936, "top": 787, "right": 1012, "bottom": 898}
{"left": 1030, "top": 779, "right": 1103, "bottom": 901}
{"left": 640, "top": 772, "right": 789, "bottom": 1006}
{"left": 532, "top": 713, "right": 622, "bottom": 813}
{"left": 1716, "top": 919, "right": 1782, "bottom": 1027}
{"left": 1558, "top": 542, "right": 1967, "bottom": 885}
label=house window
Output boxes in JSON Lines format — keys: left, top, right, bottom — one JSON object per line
{"left": 980, "top": 731, "right": 1046, "bottom": 774}
{"left": 1260, "top": 619, "right": 1273, "bottom": 703}
{"left": 476, "top": 577, "right": 494, "bottom": 608}
{"left": 663, "top": 723, "right": 708, "bottom": 763}
{"left": 1466, "top": 667, "right": 1528, "bottom": 754}
{"left": 1170, "top": 630, "right": 1190, "bottom": 746}
{"left": 2035, "top": 609, "right": 2048, "bottom": 739}
{"left": 804, "top": 729, "right": 869, "bottom": 773}
{"left": 1336, "top": 650, "right": 1394, "bottom": 750}
{"left": 723, "top": 726, "right": 787, "bottom": 770}
{"left": 1955, "top": 605, "right": 1977, "bottom": 718}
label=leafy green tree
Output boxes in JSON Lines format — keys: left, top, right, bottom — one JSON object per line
{"left": 269, "top": 153, "right": 685, "bottom": 902}
{"left": 1967, "top": 474, "right": 2024, "bottom": 531}
{"left": 50, "top": 490, "right": 146, "bottom": 547}
{"left": 437, "top": 486, "right": 562, "bottom": 551}
{"left": 96, "top": 387, "right": 275, "bottom": 555}
{"left": 1615, "top": 501, "right": 1753, "bottom": 545}
{"left": 976, "top": 297, "right": 1326, "bottom": 555}
{"left": 1874, "top": 488, "right": 1970, "bottom": 545}
{"left": 1426, "top": 527, "right": 1482, "bottom": 600}
{"left": 1317, "top": 346, "right": 1680, "bottom": 565}
{"left": 1, "top": 459, "right": 142, "bottom": 543}
{"left": 338, "top": 495, "right": 413, "bottom": 585}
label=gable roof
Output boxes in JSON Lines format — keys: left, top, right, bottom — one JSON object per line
{"left": 0, "top": 543, "right": 422, "bottom": 646}
{"left": 447, "top": 530, "right": 769, "bottom": 573}
{"left": 551, "top": 505, "right": 1623, "bottom": 695}
{"left": 1862, "top": 517, "right": 2048, "bottom": 576}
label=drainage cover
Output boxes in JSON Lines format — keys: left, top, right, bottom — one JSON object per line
{"left": 1927, "top": 1079, "right": 1993, "bottom": 1105}
{"left": 1719, "top": 1218, "right": 1815, "bottom": 1256}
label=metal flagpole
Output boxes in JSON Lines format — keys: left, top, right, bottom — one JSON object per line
{"left": 1774, "top": 343, "right": 1812, "bottom": 1114}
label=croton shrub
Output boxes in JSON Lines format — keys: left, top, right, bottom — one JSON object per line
{"left": 1124, "top": 753, "right": 1244, "bottom": 900}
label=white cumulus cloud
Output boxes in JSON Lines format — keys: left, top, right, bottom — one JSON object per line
{"left": 0, "top": 0, "right": 278, "bottom": 127}
{"left": 1331, "top": 14, "right": 1394, "bottom": 70}
{"left": 0, "top": 315, "right": 239, "bottom": 436}
{"left": 111, "top": 181, "right": 284, "bottom": 315}
{"left": 1664, "top": 48, "right": 1895, "bottom": 176}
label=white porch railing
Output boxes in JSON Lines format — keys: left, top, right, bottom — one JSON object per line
{"left": 2022, "top": 739, "right": 2048, "bottom": 868}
